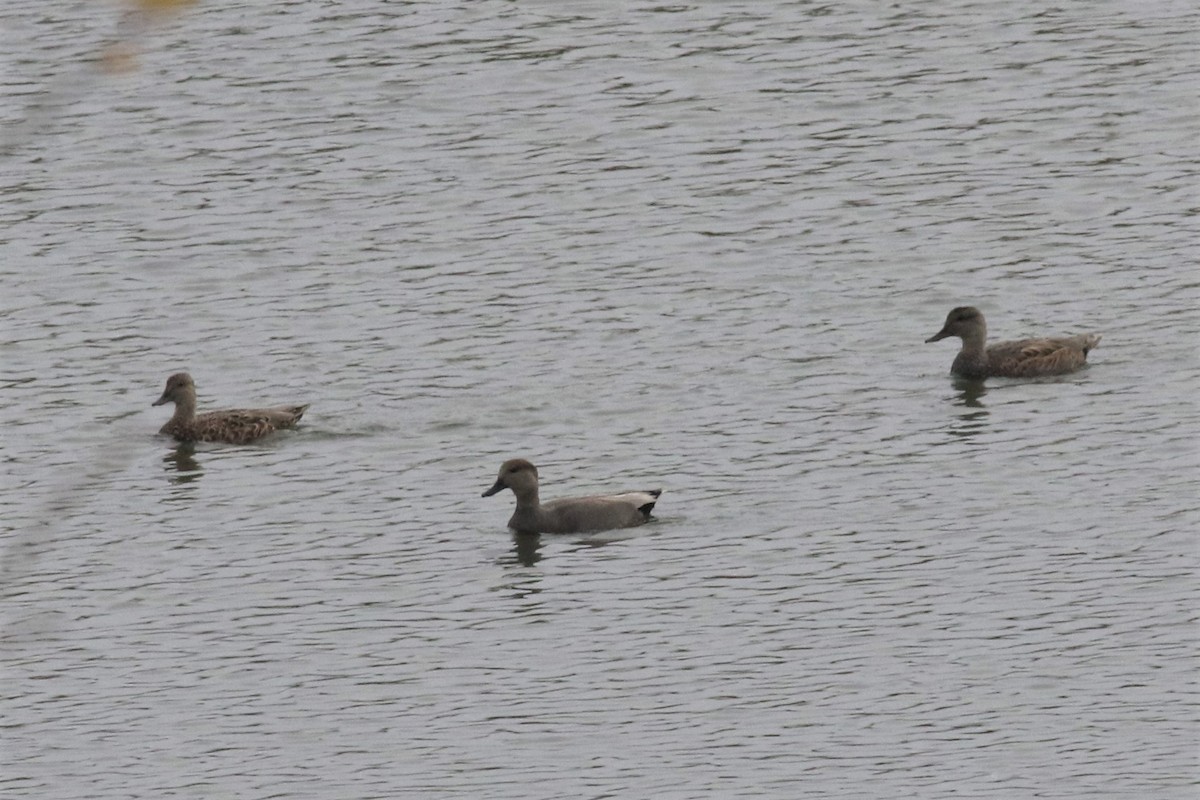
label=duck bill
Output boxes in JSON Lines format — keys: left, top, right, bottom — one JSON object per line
{"left": 151, "top": 392, "right": 171, "bottom": 407}
{"left": 481, "top": 479, "right": 506, "bottom": 498}
{"left": 925, "top": 328, "right": 950, "bottom": 343}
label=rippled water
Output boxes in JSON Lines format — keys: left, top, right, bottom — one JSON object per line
{"left": 2, "top": 2, "right": 1197, "bottom": 798}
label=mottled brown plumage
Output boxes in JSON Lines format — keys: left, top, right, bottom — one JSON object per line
{"left": 153, "top": 372, "right": 308, "bottom": 444}
{"left": 926, "top": 306, "right": 1101, "bottom": 379}
{"left": 482, "top": 458, "right": 662, "bottom": 534}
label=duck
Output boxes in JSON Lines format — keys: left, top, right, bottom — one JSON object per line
{"left": 926, "top": 306, "right": 1100, "bottom": 379}
{"left": 482, "top": 458, "right": 661, "bottom": 534}
{"left": 152, "top": 372, "right": 308, "bottom": 444}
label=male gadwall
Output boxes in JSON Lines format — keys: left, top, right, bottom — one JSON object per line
{"left": 152, "top": 372, "right": 309, "bottom": 444}
{"left": 926, "top": 306, "right": 1101, "bottom": 379}
{"left": 482, "top": 458, "right": 662, "bottom": 534}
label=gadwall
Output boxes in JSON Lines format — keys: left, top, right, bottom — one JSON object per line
{"left": 152, "top": 372, "right": 309, "bottom": 444}
{"left": 926, "top": 306, "right": 1100, "bottom": 379}
{"left": 482, "top": 458, "right": 662, "bottom": 534}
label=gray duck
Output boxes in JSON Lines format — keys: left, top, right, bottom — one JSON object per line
{"left": 482, "top": 458, "right": 661, "bottom": 534}
{"left": 153, "top": 372, "right": 308, "bottom": 444}
{"left": 926, "top": 306, "right": 1101, "bottom": 379}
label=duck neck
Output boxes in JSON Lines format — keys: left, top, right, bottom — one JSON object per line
{"left": 511, "top": 485, "right": 540, "bottom": 511}
{"left": 959, "top": 326, "right": 988, "bottom": 361}
{"left": 170, "top": 388, "right": 198, "bottom": 425}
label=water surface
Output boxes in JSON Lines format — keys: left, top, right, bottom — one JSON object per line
{"left": 1, "top": 2, "right": 1196, "bottom": 798}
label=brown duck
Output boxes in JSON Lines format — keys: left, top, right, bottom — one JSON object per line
{"left": 926, "top": 306, "right": 1101, "bottom": 379}
{"left": 482, "top": 458, "right": 661, "bottom": 534}
{"left": 153, "top": 372, "right": 308, "bottom": 444}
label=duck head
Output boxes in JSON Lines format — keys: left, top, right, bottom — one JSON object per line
{"left": 482, "top": 458, "right": 539, "bottom": 498}
{"left": 153, "top": 372, "right": 195, "bottom": 407}
{"left": 926, "top": 306, "right": 986, "bottom": 343}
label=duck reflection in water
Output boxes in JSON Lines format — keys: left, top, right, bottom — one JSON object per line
{"left": 948, "top": 376, "right": 989, "bottom": 441}
{"left": 953, "top": 375, "right": 987, "bottom": 408}
{"left": 162, "top": 443, "right": 203, "bottom": 484}
{"left": 512, "top": 531, "right": 541, "bottom": 567}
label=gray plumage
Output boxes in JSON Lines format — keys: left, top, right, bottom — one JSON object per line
{"left": 482, "top": 458, "right": 661, "bottom": 534}
{"left": 926, "top": 306, "right": 1100, "bottom": 379}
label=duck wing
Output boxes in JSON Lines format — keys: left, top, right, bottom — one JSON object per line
{"left": 987, "top": 334, "right": 1101, "bottom": 377}
{"left": 190, "top": 406, "right": 307, "bottom": 444}
{"left": 539, "top": 490, "right": 662, "bottom": 533}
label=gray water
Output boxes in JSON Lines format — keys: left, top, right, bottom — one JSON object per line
{"left": 1, "top": 2, "right": 1197, "bottom": 798}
